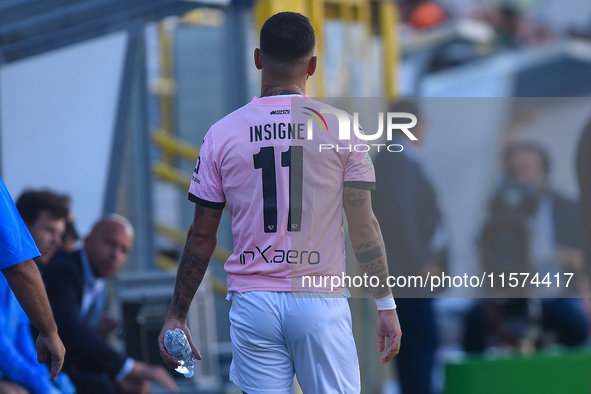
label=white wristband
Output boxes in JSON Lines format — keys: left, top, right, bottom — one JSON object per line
{"left": 375, "top": 295, "right": 396, "bottom": 310}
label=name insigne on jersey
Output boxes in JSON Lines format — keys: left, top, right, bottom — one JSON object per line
{"left": 250, "top": 123, "right": 308, "bottom": 142}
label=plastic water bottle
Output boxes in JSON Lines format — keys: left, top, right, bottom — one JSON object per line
{"left": 164, "top": 328, "right": 195, "bottom": 378}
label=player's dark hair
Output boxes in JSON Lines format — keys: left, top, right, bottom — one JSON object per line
{"left": 16, "top": 190, "right": 70, "bottom": 225}
{"left": 260, "top": 12, "right": 315, "bottom": 63}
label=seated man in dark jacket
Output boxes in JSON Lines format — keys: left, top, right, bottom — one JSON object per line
{"left": 42, "top": 215, "right": 177, "bottom": 394}
{"left": 465, "top": 142, "right": 589, "bottom": 352}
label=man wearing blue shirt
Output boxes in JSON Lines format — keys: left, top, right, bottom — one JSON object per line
{"left": 0, "top": 177, "right": 65, "bottom": 390}
{"left": 0, "top": 273, "right": 75, "bottom": 394}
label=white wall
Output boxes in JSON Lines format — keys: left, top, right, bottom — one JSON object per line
{"left": 1, "top": 31, "right": 128, "bottom": 237}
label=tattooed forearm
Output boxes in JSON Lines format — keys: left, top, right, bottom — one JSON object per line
{"left": 355, "top": 244, "right": 386, "bottom": 263}
{"left": 353, "top": 235, "right": 382, "bottom": 251}
{"left": 261, "top": 84, "right": 305, "bottom": 97}
{"left": 171, "top": 242, "right": 211, "bottom": 319}
{"left": 211, "top": 211, "right": 222, "bottom": 218}
{"left": 344, "top": 187, "right": 390, "bottom": 297}
{"left": 172, "top": 285, "right": 191, "bottom": 319}
{"left": 356, "top": 244, "right": 390, "bottom": 298}
{"left": 345, "top": 187, "right": 368, "bottom": 207}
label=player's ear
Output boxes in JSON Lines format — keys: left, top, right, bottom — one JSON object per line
{"left": 306, "top": 56, "right": 317, "bottom": 77}
{"left": 254, "top": 48, "right": 263, "bottom": 70}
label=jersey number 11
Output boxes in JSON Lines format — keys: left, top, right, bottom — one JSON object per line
{"left": 253, "top": 146, "right": 303, "bottom": 233}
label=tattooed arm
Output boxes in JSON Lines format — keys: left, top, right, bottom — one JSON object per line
{"left": 158, "top": 203, "right": 223, "bottom": 368}
{"left": 344, "top": 187, "right": 390, "bottom": 297}
{"left": 343, "top": 186, "right": 401, "bottom": 363}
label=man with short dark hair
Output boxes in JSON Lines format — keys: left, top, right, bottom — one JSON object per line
{"left": 16, "top": 190, "right": 70, "bottom": 264}
{"left": 159, "top": 12, "right": 401, "bottom": 393}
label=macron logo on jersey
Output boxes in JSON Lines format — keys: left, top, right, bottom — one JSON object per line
{"left": 270, "top": 109, "right": 290, "bottom": 115}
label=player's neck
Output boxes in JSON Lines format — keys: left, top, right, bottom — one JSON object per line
{"left": 260, "top": 82, "right": 305, "bottom": 97}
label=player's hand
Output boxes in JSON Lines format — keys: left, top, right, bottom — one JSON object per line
{"left": 376, "top": 309, "right": 401, "bottom": 364}
{"left": 158, "top": 317, "right": 202, "bottom": 371}
{"left": 36, "top": 331, "right": 65, "bottom": 381}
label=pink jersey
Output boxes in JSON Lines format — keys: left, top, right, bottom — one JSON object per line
{"left": 188, "top": 95, "right": 375, "bottom": 293}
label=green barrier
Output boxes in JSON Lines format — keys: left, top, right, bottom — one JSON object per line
{"left": 445, "top": 350, "right": 591, "bottom": 394}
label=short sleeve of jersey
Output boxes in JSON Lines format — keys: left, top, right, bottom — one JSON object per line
{"left": 0, "top": 178, "right": 40, "bottom": 270}
{"left": 188, "top": 132, "right": 226, "bottom": 209}
{"left": 343, "top": 126, "right": 376, "bottom": 190}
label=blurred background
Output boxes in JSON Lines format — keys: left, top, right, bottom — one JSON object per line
{"left": 1, "top": 0, "right": 591, "bottom": 393}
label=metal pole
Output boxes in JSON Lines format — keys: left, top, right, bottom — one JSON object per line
{"left": 129, "top": 27, "right": 155, "bottom": 271}
{"left": 103, "top": 24, "right": 141, "bottom": 215}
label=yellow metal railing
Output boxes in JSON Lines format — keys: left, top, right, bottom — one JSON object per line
{"left": 152, "top": 129, "right": 200, "bottom": 161}
{"left": 308, "top": 0, "right": 325, "bottom": 97}
{"left": 158, "top": 21, "right": 175, "bottom": 164}
{"left": 151, "top": 130, "right": 200, "bottom": 189}
{"left": 380, "top": 0, "right": 398, "bottom": 97}
{"left": 155, "top": 224, "right": 232, "bottom": 264}
{"left": 151, "top": 133, "right": 233, "bottom": 271}
{"left": 152, "top": 161, "right": 191, "bottom": 189}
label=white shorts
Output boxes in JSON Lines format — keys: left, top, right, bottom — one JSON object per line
{"left": 227, "top": 291, "right": 360, "bottom": 394}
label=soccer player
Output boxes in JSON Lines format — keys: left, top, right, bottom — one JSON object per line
{"left": 159, "top": 12, "right": 401, "bottom": 393}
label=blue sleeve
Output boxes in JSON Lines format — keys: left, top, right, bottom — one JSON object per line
{"left": 0, "top": 309, "right": 54, "bottom": 394}
{"left": 0, "top": 178, "right": 40, "bottom": 270}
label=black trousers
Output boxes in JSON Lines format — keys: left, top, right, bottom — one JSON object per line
{"left": 394, "top": 298, "right": 438, "bottom": 394}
